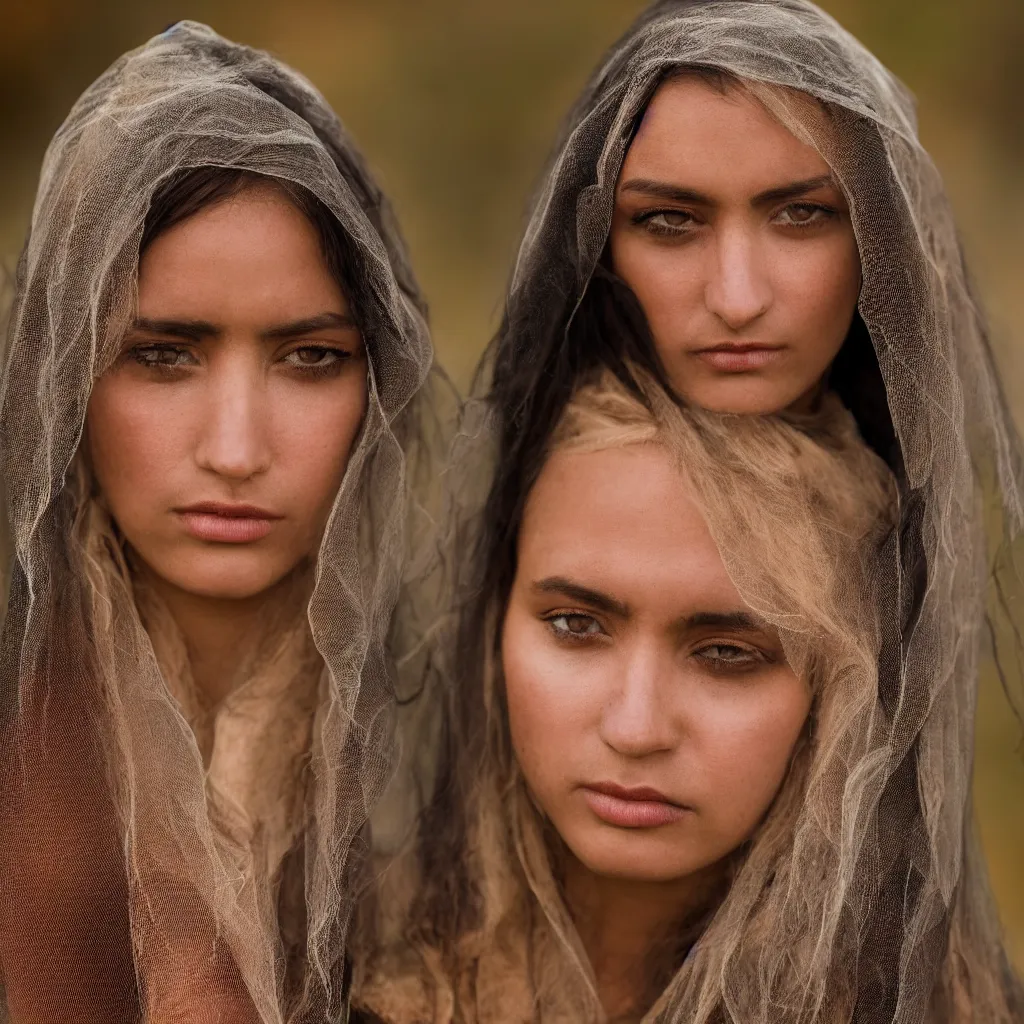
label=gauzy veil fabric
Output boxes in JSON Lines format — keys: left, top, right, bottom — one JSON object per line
{"left": 0, "top": 21, "right": 435, "bottom": 1023}
{"left": 391, "top": 1, "right": 1023, "bottom": 1022}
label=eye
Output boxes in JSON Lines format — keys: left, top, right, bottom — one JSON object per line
{"left": 285, "top": 346, "right": 343, "bottom": 368}
{"left": 773, "top": 203, "right": 836, "bottom": 228}
{"left": 128, "top": 344, "right": 197, "bottom": 369}
{"left": 283, "top": 346, "right": 352, "bottom": 374}
{"left": 546, "top": 613, "right": 605, "bottom": 641}
{"left": 633, "top": 209, "right": 698, "bottom": 237}
{"left": 693, "top": 643, "right": 765, "bottom": 672}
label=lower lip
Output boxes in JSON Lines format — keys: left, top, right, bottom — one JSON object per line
{"left": 694, "top": 348, "right": 784, "bottom": 372}
{"left": 177, "top": 512, "right": 277, "bottom": 543}
{"left": 581, "top": 788, "right": 690, "bottom": 829}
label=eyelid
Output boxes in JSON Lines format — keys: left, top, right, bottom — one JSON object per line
{"left": 542, "top": 607, "right": 602, "bottom": 622}
{"left": 631, "top": 207, "right": 698, "bottom": 224}
{"left": 772, "top": 201, "right": 838, "bottom": 222}
{"left": 124, "top": 341, "right": 200, "bottom": 371}
{"left": 128, "top": 340, "right": 194, "bottom": 354}
{"left": 282, "top": 339, "right": 355, "bottom": 351}
{"left": 279, "top": 338, "right": 362, "bottom": 360}
{"left": 543, "top": 609, "right": 609, "bottom": 639}
{"left": 692, "top": 639, "right": 772, "bottom": 666}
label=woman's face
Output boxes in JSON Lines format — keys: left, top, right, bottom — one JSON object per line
{"left": 86, "top": 183, "right": 368, "bottom": 601}
{"left": 502, "top": 443, "right": 811, "bottom": 883}
{"left": 608, "top": 76, "right": 860, "bottom": 414}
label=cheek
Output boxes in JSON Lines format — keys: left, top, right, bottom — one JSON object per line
{"left": 270, "top": 374, "right": 368, "bottom": 517}
{"left": 501, "top": 609, "right": 599, "bottom": 790}
{"left": 609, "top": 229, "right": 701, "bottom": 327}
{"left": 777, "top": 235, "right": 861, "bottom": 338}
{"left": 695, "top": 676, "right": 810, "bottom": 829}
{"left": 86, "top": 377, "right": 187, "bottom": 512}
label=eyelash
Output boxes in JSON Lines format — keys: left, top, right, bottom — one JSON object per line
{"left": 543, "top": 612, "right": 770, "bottom": 672}
{"left": 632, "top": 202, "right": 838, "bottom": 237}
{"left": 693, "top": 643, "right": 768, "bottom": 674}
{"left": 126, "top": 343, "right": 354, "bottom": 379}
{"left": 282, "top": 346, "right": 354, "bottom": 379}
{"left": 774, "top": 202, "right": 838, "bottom": 228}
{"left": 544, "top": 611, "right": 606, "bottom": 643}
{"left": 128, "top": 344, "right": 197, "bottom": 374}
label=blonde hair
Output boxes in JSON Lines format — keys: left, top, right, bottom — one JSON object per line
{"left": 353, "top": 369, "right": 912, "bottom": 1023}
{"left": 64, "top": 451, "right": 325, "bottom": 996}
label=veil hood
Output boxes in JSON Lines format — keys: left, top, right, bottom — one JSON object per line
{"left": 381, "top": 2, "right": 1024, "bottom": 1021}
{"left": 0, "top": 20, "right": 432, "bottom": 1023}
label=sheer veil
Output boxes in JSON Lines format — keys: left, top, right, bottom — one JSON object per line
{"left": 0, "top": 21, "right": 438, "bottom": 1022}
{"left": 364, "top": 2, "right": 1024, "bottom": 1022}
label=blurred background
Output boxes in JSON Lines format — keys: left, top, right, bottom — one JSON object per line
{"left": 2, "top": 0, "right": 1022, "bottom": 965}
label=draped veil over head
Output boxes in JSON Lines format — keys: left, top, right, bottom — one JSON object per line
{"left": 363, "top": 1, "right": 1024, "bottom": 1022}
{"left": 0, "top": 21, "right": 434, "bottom": 1023}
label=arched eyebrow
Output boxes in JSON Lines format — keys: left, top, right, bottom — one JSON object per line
{"left": 683, "top": 611, "right": 763, "bottom": 632}
{"left": 260, "top": 312, "right": 359, "bottom": 340}
{"left": 532, "top": 576, "right": 766, "bottom": 633}
{"left": 129, "top": 311, "right": 358, "bottom": 342}
{"left": 131, "top": 317, "right": 218, "bottom": 341}
{"left": 618, "top": 174, "right": 836, "bottom": 208}
{"left": 533, "top": 577, "right": 629, "bottom": 618}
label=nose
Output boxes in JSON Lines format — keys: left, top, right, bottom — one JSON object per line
{"left": 598, "top": 643, "right": 677, "bottom": 758}
{"left": 194, "top": 357, "right": 271, "bottom": 481}
{"left": 704, "top": 222, "right": 773, "bottom": 331}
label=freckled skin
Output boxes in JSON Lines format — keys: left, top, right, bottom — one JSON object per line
{"left": 609, "top": 77, "right": 861, "bottom": 414}
{"left": 86, "top": 185, "right": 368, "bottom": 602}
{"left": 502, "top": 444, "right": 811, "bottom": 883}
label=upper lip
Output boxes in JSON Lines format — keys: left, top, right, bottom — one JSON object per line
{"left": 175, "top": 501, "right": 283, "bottom": 519}
{"left": 584, "top": 781, "right": 686, "bottom": 806}
{"left": 694, "top": 342, "right": 784, "bottom": 353}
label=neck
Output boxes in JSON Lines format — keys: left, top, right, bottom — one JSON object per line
{"left": 563, "top": 853, "right": 726, "bottom": 1021}
{"left": 134, "top": 562, "right": 308, "bottom": 708}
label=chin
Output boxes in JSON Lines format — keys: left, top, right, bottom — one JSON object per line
{"left": 568, "top": 830, "right": 710, "bottom": 885}
{"left": 676, "top": 377, "right": 813, "bottom": 416}
{"left": 148, "top": 550, "right": 300, "bottom": 602}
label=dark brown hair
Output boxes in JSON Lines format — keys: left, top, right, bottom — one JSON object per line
{"left": 141, "top": 166, "right": 367, "bottom": 335}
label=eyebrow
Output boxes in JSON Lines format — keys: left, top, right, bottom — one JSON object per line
{"left": 130, "top": 311, "right": 358, "bottom": 342}
{"left": 532, "top": 577, "right": 630, "bottom": 618}
{"left": 618, "top": 174, "right": 836, "bottom": 208}
{"left": 532, "top": 577, "right": 766, "bottom": 633}
{"left": 260, "top": 312, "right": 359, "bottom": 340}
{"left": 683, "top": 610, "right": 763, "bottom": 632}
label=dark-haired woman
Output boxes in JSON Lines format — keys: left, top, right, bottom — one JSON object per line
{"left": 442, "top": 0, "right": 1023, "bottom": 1019}
{"left": 0, "top": 22, "right": 435, "bottom": 1023}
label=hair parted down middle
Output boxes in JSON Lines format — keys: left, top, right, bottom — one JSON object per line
{"left": 351, "top": 369, "right": 969, "bottom": 1023}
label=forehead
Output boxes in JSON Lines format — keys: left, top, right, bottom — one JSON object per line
{"left": 136, "top": 186, "right": 347, "bottom": 318}
{"left": 519, "top": 444, "right": 744, "bottom": 612}
{"left": 624, "top": 75, "right": 831, "bottom": 189}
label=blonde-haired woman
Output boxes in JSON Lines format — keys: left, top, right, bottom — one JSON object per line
{"left": 352, "top": 372, "right": 1021, "bottom": 1023}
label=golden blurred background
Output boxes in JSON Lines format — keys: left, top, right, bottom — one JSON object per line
{"left": 2, "top": 0, "right": 1022, "bottom": 966}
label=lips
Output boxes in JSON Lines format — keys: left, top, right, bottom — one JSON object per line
{"left": 692, "top": 343, "right": 785, "bottom": 373}
{"left": 580, "top": 781, "right": 691, "bottom": 829}
{"left": 174, "top": 502, "right": 283, "bottom": 544}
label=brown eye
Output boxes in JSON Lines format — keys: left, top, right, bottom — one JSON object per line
{"left": 637, "top": 210, "right": 696, "bottom": 236}
{"left": 283, "top": 346, "right": 350, "bottom": 371}
{"left": 292, "top": 347, "right": 330, "bottom": 365}
{"left": 548, "top": 613, "right": 604, "bottom": 639}
{"left": 775, "top": 203, "right": 835, "bottom": 227}
{"left": 694, "top": 643, "right": 764, "bottom": 672}
{"left": 129, "top": 344, "right": 196, "bottom": 368}
{"left": 653, "top": 211, "right": 690, "bottom": 227}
